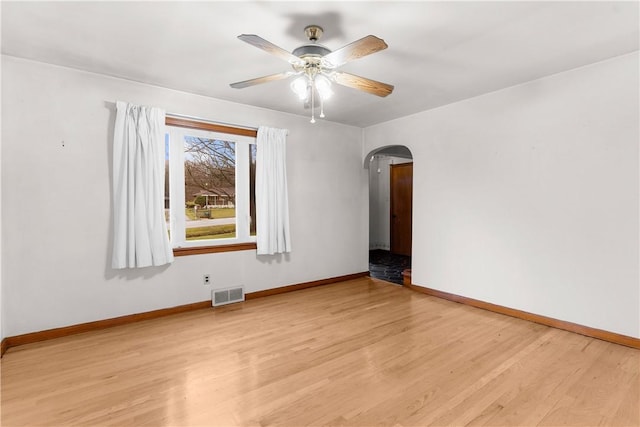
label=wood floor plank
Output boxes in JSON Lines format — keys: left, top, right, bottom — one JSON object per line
{"left": 1, "top": 277, "right": 638, "bottom": 426}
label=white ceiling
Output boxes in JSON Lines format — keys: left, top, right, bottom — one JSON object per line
{"left": 2, "top": 1, "right": 638, "bottom": 127}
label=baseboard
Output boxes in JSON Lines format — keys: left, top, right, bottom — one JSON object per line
{"left": 246, "top": 271, "right": 370, "bottom": 300}
{"left": 1, "top": 338, "right": 8, "bottom": 357}
{"left": 0, "top": 271, "right": 370, "bottom": 357}
{"left": 0, "top": 301, "right": 212, "bottom": 357}
{"left": 406, "top": 282, "right": 640, "bottom": 349}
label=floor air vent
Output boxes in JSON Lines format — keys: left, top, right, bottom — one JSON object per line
{"left": 212, "top": 286, "right": 245, "bottom": 307}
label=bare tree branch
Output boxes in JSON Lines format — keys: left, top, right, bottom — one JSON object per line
{"left": 184, "top": 137, "right": 236, "bottom": 203}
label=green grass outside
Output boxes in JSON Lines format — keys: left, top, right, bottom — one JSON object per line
{"left": 186, "top": 224, "right": 236, "bottom": 240}
{"left": 186, "top": 207, "right": 236, "bottom": 220}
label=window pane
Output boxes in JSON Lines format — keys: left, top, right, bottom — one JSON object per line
{"left": 249, "top": 144, "right": 257, "bottom": 236}
{"left": 184, "top": 136, "right": 236, "bottom": 241}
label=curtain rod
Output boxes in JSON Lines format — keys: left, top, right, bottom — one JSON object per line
{"left": 105, "top": 101, "right": 258, "bottom": 131}
{"left": 165, "top": 112, "right": 258, "bottom": 132}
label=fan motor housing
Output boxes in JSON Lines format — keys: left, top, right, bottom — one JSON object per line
{"left": 292, "top": 43, "right": 331, "bottom": 58}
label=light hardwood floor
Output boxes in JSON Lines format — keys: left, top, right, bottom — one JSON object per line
{"left": 1, "top": 278, "right": 638, "bottom": 426}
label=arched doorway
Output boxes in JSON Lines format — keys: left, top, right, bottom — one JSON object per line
{"left": 364, "top": 145, "right": 413, "bottom": 285}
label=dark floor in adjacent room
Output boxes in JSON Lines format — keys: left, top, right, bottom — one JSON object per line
{"left": 368, "top": 249, "right": 411, "bottom": 285}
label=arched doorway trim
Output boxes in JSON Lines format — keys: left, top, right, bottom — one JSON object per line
{"left": 364, "top": 145, "right": 412, "bottom": 169}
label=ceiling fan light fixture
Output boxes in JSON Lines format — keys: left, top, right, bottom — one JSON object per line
{"left": 290, "top": 76, "right": 309, "bottom": 100}
{"left": 315, "top": 74, "right": 333, "bottom": 101}
{"left": 231, "top": 25, "right": 393, "bottom": 125}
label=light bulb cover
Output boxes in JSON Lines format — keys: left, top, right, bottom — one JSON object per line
{"left": 290, "top": 76, "right": 309, "bottom": 101}
{"left": 315, "top": 75, "right": 333, "bottom": 100}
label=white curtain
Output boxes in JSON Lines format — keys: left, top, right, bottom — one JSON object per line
{"left": 112, "top": 101, "right": 174, "bottom": 268}
{"left": 256, "top": 126, "right": 291, "bottom": 255}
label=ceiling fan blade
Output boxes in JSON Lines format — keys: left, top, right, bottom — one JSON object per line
{"left": 322, "top": 35, "right": 388, "bottom": 68}
{"left": 238, "top": 34, "right": 304, "bottom": 66}
{"left": 230, "top": 72, "right": 294, "bottom": 89}
{"left": 333, "top": 72, "right": 394, "bottom": 97}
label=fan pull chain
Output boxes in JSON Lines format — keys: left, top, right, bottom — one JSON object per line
{"left": 310, "top": 78, "right": 316, "bottom": 123}
{"left": 320, "top": 97, "right": 325, "bottom": 119}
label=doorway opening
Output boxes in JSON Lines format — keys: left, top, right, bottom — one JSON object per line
{"left": 364, "top": 145, "right": 413, "bottom": 285}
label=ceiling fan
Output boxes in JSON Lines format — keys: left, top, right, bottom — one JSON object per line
{"left": 230, "top": 25, "right": 394, "bottom": 123}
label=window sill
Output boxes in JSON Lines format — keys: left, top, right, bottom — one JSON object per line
{"left": 173, "top": 242, "right": 257, "bottom": 257}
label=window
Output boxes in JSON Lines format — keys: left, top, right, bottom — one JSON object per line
{"left": 165, "top": 117, "right": 257, "bottom": 254}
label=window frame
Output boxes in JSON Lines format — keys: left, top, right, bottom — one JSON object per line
{"left": 165, "top": 116, "right": 258, "bottom": 255}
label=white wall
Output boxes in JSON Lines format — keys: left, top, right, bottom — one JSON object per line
{"left": 364, "top": 52, "right": 640, "bottom": 338}
{"left": 368, "top": 155, "right": 412, "bottom": 250}
{"left": 1, "top": 56, "right": 369, "bottom": 337}
{"left": 0, "top": 58, "right": 3, "bottom": 342}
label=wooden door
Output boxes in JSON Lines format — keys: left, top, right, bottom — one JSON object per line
{"left": 390, "top": 163, "right": 413, "bottom": 256}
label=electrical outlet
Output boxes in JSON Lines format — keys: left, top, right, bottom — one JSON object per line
{"left": 203, "top": 274, "right": 211, "bottom": 285}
